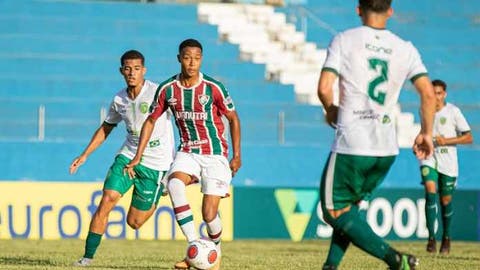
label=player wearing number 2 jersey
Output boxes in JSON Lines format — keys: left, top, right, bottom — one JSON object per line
{"left": 317, "top": 1, "right": 436, "bottom": 269}
{"left": 420, "top": 79, "right": 473, "bottom": 255}
{"left": 125, "top": 39, "right": 241, "bottom": 270}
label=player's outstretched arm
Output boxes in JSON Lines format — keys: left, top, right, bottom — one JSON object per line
{"left": 225, "top": 110, "right": 241, "bottom": 176}
{"left": 436, "top": 131, "right": 473, "bottom": 146}
{"left": 69, "top": 122, "right": 115, "bottom": 174}
{"left": 413, "top": 76, "right": 436, "bottom": 159}
{"left": 317, "top": 70, "right": 338, "bottom": 128}
{"left": 124, "top": 116, "right": 156, "bottom": 178}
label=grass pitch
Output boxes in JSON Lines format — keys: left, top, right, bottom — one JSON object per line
{"left": 0, "top": 239, "right": 479, "bottom": 269}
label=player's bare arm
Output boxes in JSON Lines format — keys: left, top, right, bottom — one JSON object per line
{"left": 124, "top": 116, "right": 156, "bottom": 178}
{"left": 225, "top": 110, "right": 241, "bottom": 176}
{"left": 69, "top": 122, "right": 115, "bottom": 174}
{"left": 435, "top": 131, "right": 473, "bottom": 146}
{"left": 413, "top": 76, "right": 436, "bottom": 159}
{"left": 317, "top": 70, "right": 338, "bottom": 128}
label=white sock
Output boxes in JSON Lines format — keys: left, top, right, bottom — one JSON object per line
{"left": 168, "top": 178, "right": 198, "bottom": 242}
{"left": 206, "top": 215, "right": 222, "bottom": 245}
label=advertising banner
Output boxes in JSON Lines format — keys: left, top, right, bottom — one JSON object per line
{"left": 0, "top": 182, "right": 233, "bottom": 240}
{"left": 234, "top": 187, "right": 480, "bottom": 241}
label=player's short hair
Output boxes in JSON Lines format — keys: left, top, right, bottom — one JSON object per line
{"left": 432, "top": 79, "right": 447, "bottom": 91}
{"left": 179, "top": 39, "right": 203, "bottom": 53}
{"left": 359, "top": 0, "right": 392, "bottom": 13}
{"left": 120, "top": 50, "right": 145, "bottom": 66}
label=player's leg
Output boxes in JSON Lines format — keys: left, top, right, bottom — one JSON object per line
{"left": 420, "top": 165, "right": 439, "bottom": 253}
{"left": 75, "top": 155, "right": 133, "bottom": 266}
{"left": 126, "top": 168, "right": 167, "bottom": 229}
{"left": 199, "top": 154, "right": 232, "bottom": 270}
{"left": 319, "top": 153, "right": 350, "bottom": 270}
{"left": 438, "top": 173, "right": 456, "bottom": 254}
{"left": 168, "top": 153, "right": 202, "bottom": 269}
{"left": 321, "top": 153, "right": 417, "bottom": 269}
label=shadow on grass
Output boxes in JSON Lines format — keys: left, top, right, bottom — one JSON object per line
{"left": 0, "top": 256, "right": 55, "bottom": 266}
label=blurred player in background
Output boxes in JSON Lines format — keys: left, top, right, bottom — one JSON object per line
{"left": 420, "top": 79, "right": 473, "bottom": 254}
{"left": 317, "top": 0, "right": 436, "bottom": 269}
{"left": 69, "top": 50, "right": 175, "bottom": 267}
{"left": 125, "top": 39, "right": 241, "bottom": 270}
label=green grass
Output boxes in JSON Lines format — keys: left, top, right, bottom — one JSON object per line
{"left": 0, "top": 239, "right": 479, "bottom": 269}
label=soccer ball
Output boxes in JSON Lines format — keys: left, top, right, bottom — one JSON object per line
{"left": 186, "top": 238, "right": 219, "bottom": 269}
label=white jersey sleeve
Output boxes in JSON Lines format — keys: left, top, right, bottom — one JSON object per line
{"left": 453, "top": 106, "right": 471, "bottom": 133}
{"left": 323, "top": 34, "right": 342, "bottom": 74}
{"left": 405, "top": 42, "right": 428, "bottom": 81}
{"left": 104, "top": 101, "right": 122, "bottom": 125}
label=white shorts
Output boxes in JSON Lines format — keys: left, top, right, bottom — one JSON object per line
{"left": 169, "top": 151, "right": 232, "bottom": 196}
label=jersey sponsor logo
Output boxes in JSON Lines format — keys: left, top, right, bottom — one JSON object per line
{"left": 149, "top": 139, "right": 160, "bottom": 148}
{"left": 175, "top": 111, "right": 207, "bottom": 120}
{"left": 353, "top": 109, "right": 380, "bottom": 120}
{"left": 438, "top": 148, "right": 448, "bottom": 154}
{"left": 365, "top": 43, "right": 392, "bottom": 55}
{"left": 440, "top": 117, "right": 447, "bottom": 125}
{"left": 140, "top": 102, "right": 149, "bottom": 114}
{"left": 198, "top": 94, "right": 210, "bottom": 106}
{"left": 184, "top": 139, "right": 208, "bottom": 146}
{"left": 168, "top": 98, "right": 177, "bottom": 106}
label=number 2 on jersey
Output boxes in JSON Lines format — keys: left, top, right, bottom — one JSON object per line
{"left": 367, "top": 58, "right": 389, "bottom": 105}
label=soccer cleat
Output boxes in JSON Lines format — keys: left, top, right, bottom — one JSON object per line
{"left": 174, "top": 258, "right": 191, "bottom": 269}
{"left": 389, "top": 254, "right": 419, "bottom": 270}
{"left": 398, "top": 254, "right": 419, "bottom": 270}
{"left": 426, "top": 238, "right": 437, "bottom": 253}
{"left": 73, "top": 257, "right": 93, "bottom": 267}
{"left": 322, "top": 265, "right": 338, "bottom": 270}
{"left": 439, "top": 237, "right": 451, "bottom": 255}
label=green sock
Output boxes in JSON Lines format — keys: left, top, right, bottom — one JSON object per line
{"left": 334, "top": 207, "right": 400, "bottom": 268}
{"left": 425, "top": 192, "right": 437, "bottom": 239}
{"left": 84, "top": 232, "right": 102, "bottom": 259}
{"left": 324, "top": 230, "right": 350, "bottom": 267}
{"left": 441, "top": 202, "right": 453, "bottom": 238}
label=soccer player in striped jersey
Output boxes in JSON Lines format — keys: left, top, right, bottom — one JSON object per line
{"left": 421, "top": 79, "right": 473, "bottom": 255}
{"left": 317, "top": 1, "right": 436, "bottom": 269}
{"left": 125, "top": 39, "right": 241, "bottom": 270}
{"left": 70, "top": 50, "right": 175, "bottom": 267}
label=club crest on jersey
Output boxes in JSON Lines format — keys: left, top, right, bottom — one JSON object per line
{"left": 139, "top": 102, "right": 149, "bottom": 114}
{"left": 440, "top": 117, "right": 447, "bottom": 125}
{"left": 168, "top": 98, "right": 177, "bottom": 106}
{"left": 198, "top": 94, "right": 210, "bottom": 106}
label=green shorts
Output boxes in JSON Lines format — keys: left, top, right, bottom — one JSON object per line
{"left": 320, "top": 152, "right": 396, "bottom": 214}
{"left": 420, "top": 165, "right": 456, "bottom": 196}
{"left": 104, "top": 154, "right": 167, "bottom": 211}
